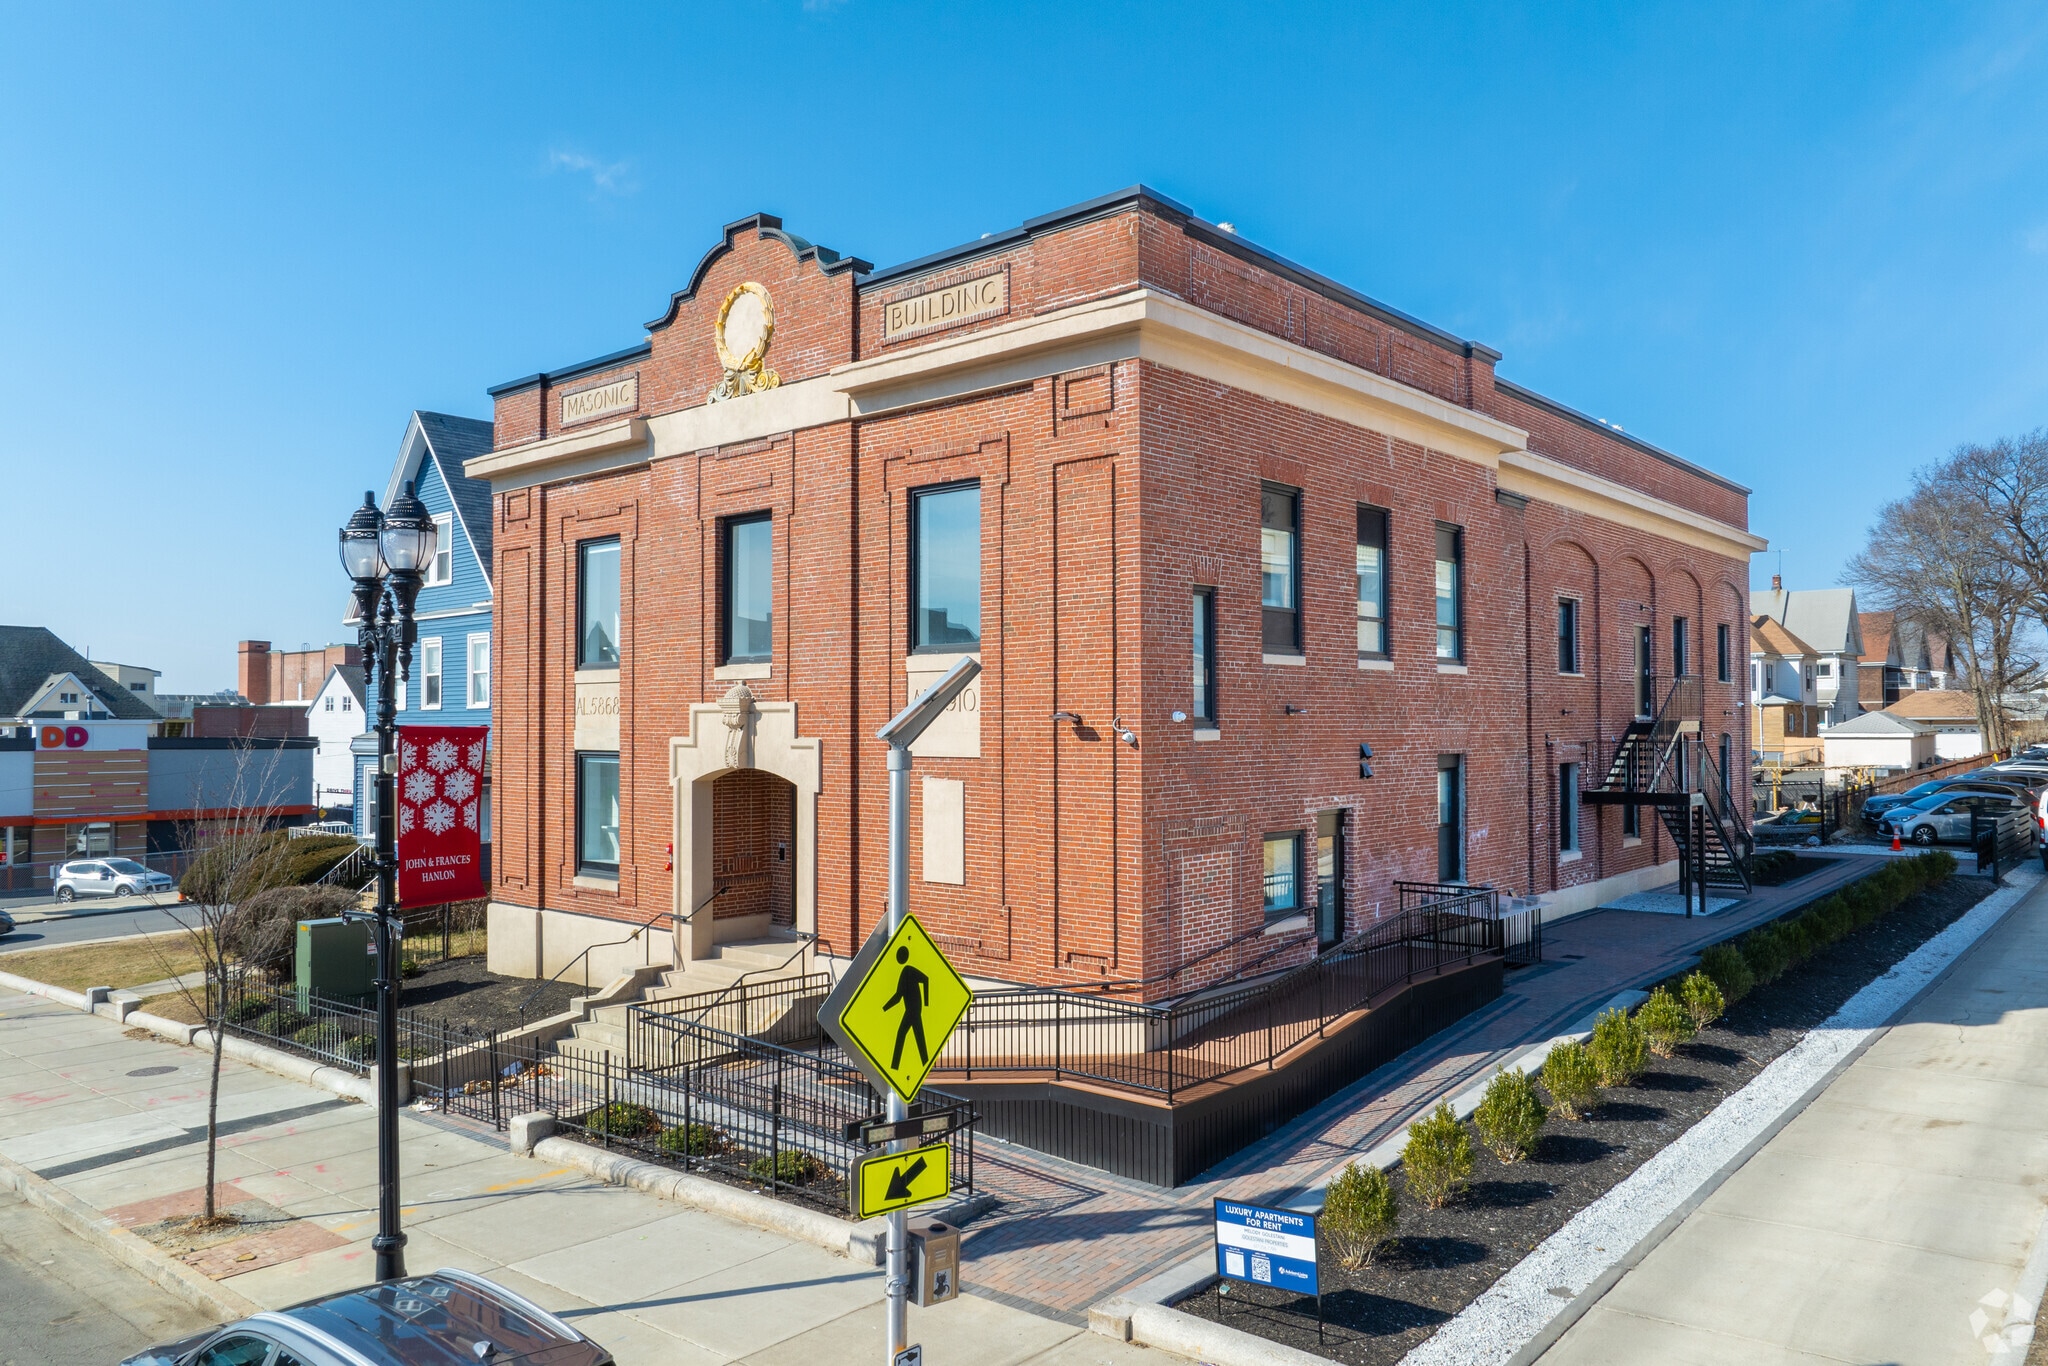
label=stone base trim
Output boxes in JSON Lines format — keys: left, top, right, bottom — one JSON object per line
{"left": 1535, "top": 859, "right": 1680, "bottom": 922}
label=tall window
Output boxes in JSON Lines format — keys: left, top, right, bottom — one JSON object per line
{"left": 1356, "top": 506, "right": 1388, "bottom": 658}
{"left": 420, "top": 638, "right": 442, "bottom": 710}
{"left": 1192, "top": 588, "right": 1217, "bottom": 722}
{"left": 911, "top": 483, "right": 981, "bottom": 650}
{"left": 467, "top": 634, "right": 491, "bottom": 708}
{"left": 1262, "top": 832, "right": 1301, "bottom": 919}
{"left": 576, "top": 752, "right": 620, "bottom": 877}
{"left": 1559, "top": 762, "right": 1581, "bottom": 854}
{"left": 578, "top": 538, "right": 621, "bottom": 668}
{"left": 426, "top": 513, "right": 454, "bottom": 587}
{"left": 1261, "top": 484, "right": 1300, "bottom": 653}
{"left": 1434, "top": 524, "right": 1463, "bottom": 660}
{"left": 722, "top": 513, "right": 773, "bottom": 664}
{"left": 1557, "top": 598, "right": 1580, "bottom": 674}
{"left": 1673, "top": 617, "right": 1690, "bottom": 677}
{"left": 1437, "top": 756, "right": 1463, "bottom": 880}
{"left": 1717, "top": 623, "right": 1731, "bottom": 682}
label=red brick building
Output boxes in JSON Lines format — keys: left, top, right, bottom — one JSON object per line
{"left": 469, "top": 187, "right": 1763, "bottom": 995}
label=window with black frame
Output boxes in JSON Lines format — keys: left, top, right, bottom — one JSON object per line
{"left": 1261, "top": 484, "right": 1300, "bottom": 654}
{"left": 578, "top": 538, "right": 621, "bottom": 668}
{"left": 1192, "top": 587, "right": 1217, "bottom": 722}
{"left": 911, "top": 483, "right": 981, "bottom": 651}
{"left": 1356, "top": 505, "right": 1388, "bottom": 658}
{"left": 1262, "top": 831, "right": 1301, "bottom": 919}
{"left": 1558, "top": 598, "right": 1580, "bottom": 673}
{"left": 1717, "top": 622, "right": 1731, "bottom": 682}
{"left": 1434, "top": 524, "right": 1463, "bottom": 660}
{"left": 722, "top": 513, "right": 772, "bottom": 664}
{"left": 576, "top": 752, "right": 620, "bottom": 877}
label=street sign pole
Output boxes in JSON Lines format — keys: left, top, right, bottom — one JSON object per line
{"left": 871, "top": 655, "right": 979, "bottom": 1366}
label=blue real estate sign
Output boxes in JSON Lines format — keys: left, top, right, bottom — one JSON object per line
{"left": 1213, "top": 1199, "right": 1319, "bottom": 1295}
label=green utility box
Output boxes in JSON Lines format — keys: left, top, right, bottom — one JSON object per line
{"left": 296, "top": 918, "right": 374, "bottom": 1003}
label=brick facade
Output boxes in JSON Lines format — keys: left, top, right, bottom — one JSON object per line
{"left": 474, "top": 189, "right": 1760, "bottom": 995}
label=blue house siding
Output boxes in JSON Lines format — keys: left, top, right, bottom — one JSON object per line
{"left": 354, "top": 410, "right": 496, "bottom": 844}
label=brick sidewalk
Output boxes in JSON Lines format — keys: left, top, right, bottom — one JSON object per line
{"left": 957, "top": 853, "right": 1888, "bottom": 1320}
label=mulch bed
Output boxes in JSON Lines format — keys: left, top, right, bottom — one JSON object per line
{"left": 1176, "top": 870, "right": 1996, "bottom": 1363}
{"left": 1746, "top": 853, "right": 1835, "bottom": 887}
{"left": 398, "top": 956, "right": 583, "bottom": 1032}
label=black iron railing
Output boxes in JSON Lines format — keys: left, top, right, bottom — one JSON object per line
{"left": 626, "top": 973, "right": 834, "bottom": 1073}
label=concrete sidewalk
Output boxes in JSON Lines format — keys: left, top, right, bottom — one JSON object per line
{"left": 0, "top": 991, "right": 1154, "bottom": 1366}
{"left": 1541, "top": 870, "right": 2048, "bottom": 1364}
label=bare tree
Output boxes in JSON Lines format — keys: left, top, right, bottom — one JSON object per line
{"left": 147, "top": 743, "right": 291, "bottom": 1228}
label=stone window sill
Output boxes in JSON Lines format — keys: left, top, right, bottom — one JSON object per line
{"left": 1192, "top": 727, "right": 1221, "bottom": 743}
{"left": 1623, "top": 836, "right": 1643, "bottom": 848}
{"left": 1262, "top": 914, "right": 1309, "bottom": 936}
{"left": 714, "top": 661, "right": 771, "bottom": 681}
{"left": 1437, "top": 662, "right": 1469, "bottom": 675}
{"left": 1558, "top": 850, "right": 1583, "bottom": 865}
{"left": 1357, "top": 658, "right": 1393, "bottom": 672}
{"left": 572, "top": 874, "right": 619, "bottom": 891}
{"left": 1263, "top": 653, "right": 1306, "bottom": 667}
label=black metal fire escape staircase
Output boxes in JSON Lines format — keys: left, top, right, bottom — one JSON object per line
{"left": 1581, "top": 674, "right": 1753, "bottom": 916}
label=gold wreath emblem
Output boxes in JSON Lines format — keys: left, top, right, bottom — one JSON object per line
{"left": 709, "top": 281, "right": 780, "bottom": 401}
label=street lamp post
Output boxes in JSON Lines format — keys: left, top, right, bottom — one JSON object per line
{"left": 337, "top": 484, "right": 438, "bottom": 1284}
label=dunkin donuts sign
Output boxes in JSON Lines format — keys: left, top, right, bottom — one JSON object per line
{"left": 395, "top": 724, "right": 488, "bottom": 905}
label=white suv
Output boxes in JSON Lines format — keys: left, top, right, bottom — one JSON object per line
{"left": 52, "top": 858, "right": 176, "bottom": 902}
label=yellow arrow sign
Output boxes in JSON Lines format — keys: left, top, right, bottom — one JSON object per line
{"left": 819, "top": 913, "right": 973, "bottom": 1103}
{"left": 852, "top": 1140, "right": 953, "bottom": 1219}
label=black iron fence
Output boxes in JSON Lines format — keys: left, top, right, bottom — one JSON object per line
{"left": 398, "top": 901, "right": 487, "bottom": 970}
{"left": 941, "top": 896, "right": 1504, "bottom": 1102}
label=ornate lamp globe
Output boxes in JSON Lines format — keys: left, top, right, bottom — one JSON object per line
{"left": 338, "top": 492, "right": 387, "bottom": 584}
{"left": 379, "top": 480, "right": 437, "bottom": 575}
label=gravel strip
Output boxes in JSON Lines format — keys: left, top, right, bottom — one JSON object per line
{"left": 1401, "top": 862, "right": 2042, "bottom": 1366}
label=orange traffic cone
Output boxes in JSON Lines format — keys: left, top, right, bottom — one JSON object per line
{"left": 1891, "top": 829, "right": 1902, "bottom": 852}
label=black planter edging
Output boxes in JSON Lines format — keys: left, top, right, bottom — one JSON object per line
{"left": 945, "top": 957, "right": 1504, "bottom": 1186}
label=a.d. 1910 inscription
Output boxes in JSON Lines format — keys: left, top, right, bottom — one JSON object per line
{"left": 882, "top": 272, "right": 1008, "bottom": 343}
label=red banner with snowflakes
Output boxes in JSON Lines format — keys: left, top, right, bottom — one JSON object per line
{"left": 395, "top": 724, "right": 488, "bottom": 906}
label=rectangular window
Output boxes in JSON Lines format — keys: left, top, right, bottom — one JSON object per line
{"left": 324, "top": 697, "right": 334, "bottom": 712}
{"left": 1262, "top": 832, "right": 1301, "bottom": 919}
{"left": 341, "top": 694, "right": 350, "bottom": 712}
{"left": 576, "top": 752, "right": 620, "bottom": 877}
{"left": 1559, "top": 762, "right": 1580, "bottom": 853}
{"left": 420, "top": 638, "right": 442, "bottom": 709}
{"left": 1817, "top": 661, "right": 1832, "bottom": 677}
{"left": 1765, "top": 662, "right": 1776, "bottom": 694}
{"left": 1192, "top": 588, "right": 1217, "bottom": 722}
{"left": 1673, "top": 617, "right": 1689, "bottom": 678}
{"left": 1719, "top": 734, "right": 1732, "bottom": 792}
{"left": 1434, "top": 524, "right": 1463, "bottom": 660}
{"left": 425, "top": 513, "right": 454, "bottom": 587}
{"left": 1557, "top": 598, "right": 1580, "bottom": 674}
{"left": 911, "top": 483, "right": 981, "bottom": 651}
{"left": 1437, "top": 756, "right": 1463, "bottom": 880}
{"left": 1315, "top": 810, "right": 1345, "bottom": 945}
{"left": 722, "top": 513, "right": 773, "bottom": 664}
{"left": 467, "top": 633, "right": 491, "bottom": 708}
{"left": 1261, "top": 484, "right": 1300, "bottom": 654}
{"left": 1356, "top": 506, "right": 1388, "bottom": 657}
{"left": 578, "top": 538, "right": 621, "bottom": 668}
{"left": 1717, "top": 623, "right": 1731, "bottom": 683}
{"left": 1624, "top": 800, "right": 1640, "bottom": 839}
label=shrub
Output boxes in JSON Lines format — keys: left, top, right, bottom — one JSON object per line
{"left": 339, "top": 1034, "right": 377, "bottom": 1064}
{"left": 400, "top": 958, "right": 420, "bottom": 978}
{"left": 1636, "top": 987, "right": 1694, "bottom": 1058}
{"left": 657, "top": 1123, "right": 730, "bottom": 1157}
{"left": 747, "top": 1150, "right": 825, "bottom": 1184}
{"left": 292, "top": 1021, "right": 343, "bottom": 1051}
{"left": 1813, "top": 897, "right": 1854, "bottom": 944}
{"left": 1740, "top": 925, "right": 1792, "bottom": 985}
{"left": 221, "top": 884, "right": 360, "bottom": 975}
{"left": 1401, "top": 1102, "right": 1473, "bottom": 1209}
{"left": 1472, "top": 1068, "right": 1546, "bottom": 1162}
{"left": 1322, "top": 1162, "right": 1400, "bottom": 1268}
{"left": 251, "top": 1007, "right": 308, "bottom": 1037}
{"left": 1540, "top": 1040, "right": 1600, "bottom": 1121}
{"left": 1679, "top": 971, "right": 1725, "bottom": 1030}
{"left": 582, "top": 1102, "right": 660, "bottom": 1137}
{"left": 1697, "top": 943, "right": 1754, "bottom": 1004}
{"left": 181, "top": 831, "right": 360, "bottom": 904}
{"left": 1589, "top": 1007, "right": 1646, "bottom": 1087}
{"left": 225, "top": 996, "right": 273, "bottom": 1024}
{"left": 1923, "top": 849, "right": 1957, "bottom": 879}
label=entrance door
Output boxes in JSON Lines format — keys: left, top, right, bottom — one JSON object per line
{"left": 1315, "top": 810, "right": 1345, "bottom": 947}
{"left": 1437, "top": 757, "right": 1463, "bottom": 882}
{"left": 1636, "top": 624, "right": 1656, "bottom": 718}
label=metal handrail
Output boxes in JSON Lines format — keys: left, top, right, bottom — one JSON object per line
{"left": 515, "top": 884, "right": 725, "bottom": 1022}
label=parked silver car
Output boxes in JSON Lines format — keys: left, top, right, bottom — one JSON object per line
{"left": 1886, "top": 791, "right": 2027, "bottom": 846}
{"left": 51, "top": 856, "right": 175, "bottom": 901}
{"left": 121, "top": 1269, "right": 612, "bottom": 1366}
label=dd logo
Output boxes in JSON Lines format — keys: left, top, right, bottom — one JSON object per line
{"left": 39, "top": 726, "right": 90, "bottom": 749}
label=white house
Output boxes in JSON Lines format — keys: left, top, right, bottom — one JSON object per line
{"left": 1754, "top": 580, "right": 1864, "bottom": 729}
{"left": 306, "top": 665, "right": 366, "bottom": 819}
{"left": 1821, "top": 710, "right": 1935, "bottom": 775}
{"left": 1885, "top": 689, "right": 1989, "bottom": 762}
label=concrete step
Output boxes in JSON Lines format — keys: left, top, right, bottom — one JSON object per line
{"left": 711, "top": 936, "right": 810, "bottom": 973}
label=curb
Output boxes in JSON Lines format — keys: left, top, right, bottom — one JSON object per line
{"left": 526, "top": 1133, "right": 994, "bottom": 1266}
{"left": 0, "top": 1148, "right": 256, "bottom": 1325}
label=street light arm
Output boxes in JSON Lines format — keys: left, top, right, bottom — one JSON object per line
{"left": 877, "top": 656, "right": 981, "bottom": 749}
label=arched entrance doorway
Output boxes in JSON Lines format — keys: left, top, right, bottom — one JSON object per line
{"left": 708, "top": 768, "right": 797, "bottom": 940}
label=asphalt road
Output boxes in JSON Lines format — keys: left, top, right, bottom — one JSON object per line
{"left": 0, "top": 1190, "right": 219, "bottom": 1365}
{"left": 0, "top": 900, "right": 196, "bottom": 952}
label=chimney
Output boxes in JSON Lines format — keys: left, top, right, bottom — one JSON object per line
{"left": 1771, "top": 574, "right": 1783, "bottom": 592}
{"left": 238, "top": 641, "right": 272, "bottom": 705}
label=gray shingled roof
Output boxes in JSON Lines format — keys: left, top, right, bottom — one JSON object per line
{"left": 0, "top": 626, "right": 163, "bottom": 721}
{"left": 1758, "top": 587, "right": 1861, "bottom": 657}
{"left": 416, "top": 412, "right": 494, "bottom": 586}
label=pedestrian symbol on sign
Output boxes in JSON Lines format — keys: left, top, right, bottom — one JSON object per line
{"left": 886, "top": 946, "right": 931, "bottom": 1068}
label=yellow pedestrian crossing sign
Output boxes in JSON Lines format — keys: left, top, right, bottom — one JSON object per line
{"left": 819, "top": 913, "right": 973, "bottom": 1103}
{"left": 852, "top": 1140, "right": 953, "bottom": 1218}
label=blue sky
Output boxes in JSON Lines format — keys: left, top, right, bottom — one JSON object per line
{"left": 4, "top": 2, "right": 2046, "bottom": 691}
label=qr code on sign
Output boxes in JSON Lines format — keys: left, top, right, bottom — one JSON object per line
{"left": 1251, "top": 1253, "right": 1272, "bottom": 1283}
